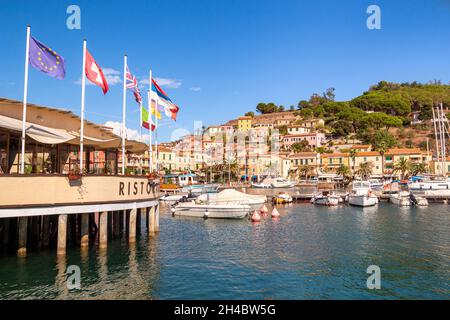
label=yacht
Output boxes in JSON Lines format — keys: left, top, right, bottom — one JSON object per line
{"left": 348, "top": 181, "right": 378, "bottom": 207}
{"left": 368, "top": 179, "right": 384, "bottom": 189}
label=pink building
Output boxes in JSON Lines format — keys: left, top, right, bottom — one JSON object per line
{"left": 282, "top": 132, "right": 325, "bottom": 148}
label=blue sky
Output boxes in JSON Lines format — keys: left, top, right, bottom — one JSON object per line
{"left": 0, "top": 0, "right": 449, "bottom": 142}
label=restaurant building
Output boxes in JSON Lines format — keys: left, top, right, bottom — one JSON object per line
{"left": 0, "top": 97, "right": 160, "bottom": 256}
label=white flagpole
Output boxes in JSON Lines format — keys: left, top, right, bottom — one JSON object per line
{"left": 121, "top": 54, "right": 127, "bottom": 175}
{"left": 79, "top": 39, "right": 87, "bottom": 174}
{"left": 20, "top": 25, "right": 31, "bottom": 175}
{"left": 155, "top": 93, "right": 159, "bottom": 173}
{"left": 148, "top": 69, "right": 153, "bottom": 173}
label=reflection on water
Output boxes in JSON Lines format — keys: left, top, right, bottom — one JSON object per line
{"left": 0, "top": 201, "right": 449, "bottom": 299}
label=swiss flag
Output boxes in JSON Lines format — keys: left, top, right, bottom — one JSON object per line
{"left": 85, "top": 49, "right": 109, "bottom": 94}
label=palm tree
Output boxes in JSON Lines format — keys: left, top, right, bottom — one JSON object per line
{"left": 336, "top": 164, "right": 352, "bottom": 183}
{"left": 374, "top": 141, "right": 388, "bottom": 178}
{"left": 349, "top": 149, "right": 357, "bottom": 176}
{"left": 357, "top": 161, "right": 374, "bottom": 180}
{"left": 410, "top": 162, "right": 428, "bottom": 176}
{"left": 393, "top": 158, "right": 411, "bottom": 180}
{"left": 297, "top": 165, "right": 314, "bottom": 181}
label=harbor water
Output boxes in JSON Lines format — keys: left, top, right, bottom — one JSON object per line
{"left": 0, "top": 200, "right": 449, "bottom": 299}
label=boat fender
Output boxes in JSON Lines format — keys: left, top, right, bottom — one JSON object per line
{"left": 204, "top": 210, "right": 209, "bottom": 219}
{"left": 171, "top": 206, "right": 176, "bottom": 216}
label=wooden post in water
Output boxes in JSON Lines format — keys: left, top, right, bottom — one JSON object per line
{"left": 42, "top": 215, "right": 51, "bottom": 248}
{"left": 57, "top": 214, "right": 67, "bottom": 256}
{"left": 2, "top": 218, "right": 10, "bottom": 246}
{"left": 99, "top": 211, "right": 108, "bottom": 249}
{"left": 148, "top": 206, "right": 155, "bottom": 236}
{"left": 113, "top": 211, "right": 120, "bottom": 238}
{"left": 80, "top": 213, "right": 89, "bottom": 248}
{"left": 129, "top": 208, "right": 137, "bottom": 243}
{"left": 155, "top": 205, "right": 160, "bottom": 233}
{"left": 17, "top": 217, "right": 28, "bottom": 256}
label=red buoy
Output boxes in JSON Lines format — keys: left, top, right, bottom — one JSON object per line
{"left": 251, "top": 210, "right": 261, "bottom": 222}
{"left": 271, "top": 207, "right": 280, "bottom": 218}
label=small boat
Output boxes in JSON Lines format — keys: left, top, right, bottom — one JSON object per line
{"left": 172, "top": 202, "right": 250, "bottom": 219}
{"left": 251, "top": 177, "right": 295, "bottom": 188}
{"left": 410, "top": 193, "right": 428, "bottom": 206}
{"left": 368, "top": 179, "right": 384, "bottom": 189}
{"left": 251, "top": 180, "right": 272, "bottom": 188}
{"left": 182, "top": 183, "right": 220, "bottom": 194}
{"left": 196, "top": 189, "right": 266, "bottom": 211}
{"left": 348, "top": 181, "right": 379, "bottom": 207}
{"left": 311, "top": 190, "right": 340, "bottom": 206}
{"left": 274, "top": 192, "right": 293, "bottom": 204}
{"left": 389, "top": 191, "right": 412, "bottom": 206}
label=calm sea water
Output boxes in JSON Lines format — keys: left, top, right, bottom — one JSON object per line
{"left": 0, "top": 200, "right": 449, "bottom": 299}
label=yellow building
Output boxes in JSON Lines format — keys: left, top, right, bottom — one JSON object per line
{"left": 353, "top": 151, "right": 383, "bottom": 177}
{"left": 319, "top": 153, "right": 350, "bottom": 172}
{"left": 237, "top": 116, "right": 252, "bottom": 132}
{"left": 384, "top": 148, "right": 425, "bottom": 175}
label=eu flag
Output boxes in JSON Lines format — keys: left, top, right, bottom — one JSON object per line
{"left": 29, "top": 36, "right": 65, "bottom": 80}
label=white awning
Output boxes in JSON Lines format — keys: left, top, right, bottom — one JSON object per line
{"left": 0, "top": 114, "right": 75, "bottom": 144}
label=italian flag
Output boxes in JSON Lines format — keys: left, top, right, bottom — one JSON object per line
{"left": 141, "top": 106, "right": 155, "bottom": 131}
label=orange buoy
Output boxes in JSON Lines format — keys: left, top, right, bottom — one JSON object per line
{"left": 260, "top": 204, "right": 269, "bottom": 214}
{"left": 271, "top": 207, "right": 280, "bottom": 218}
{"left": 251, "top": 210, "right": 261, "bottom": 222}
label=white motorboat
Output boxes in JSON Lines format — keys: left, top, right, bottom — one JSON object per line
{"left": 311, "top": 191, "right": 340, "bottom": 206}
{"left": 368, "top": 179, "right": 384, "bottom": 189}
{"left": 160, "top": 194, "right": 185, "bottom": 202}
{"left": 251, "top": 177, "right": 295, "bottom": 188}
{"left": 172, "top": 202, "right": 250, "bottom": 219}
{"left": 348, "top": 181, "right": 379, "bottom": 207}
{"left": 408, "top": 177, "right": 450, "bottom": 191}
{"left": 196, "top": 189, "right": 266, "bottom": 211}
{"left": 410, "top": 193, "right": 428, "bottom": 206}
{"left": 390, "top": 191, "right": 412, "bottom": 206}
{"left": 251, "top": 180, "right": 272, "bottom": 188}
{"left": 270, "top": 177, "right": 295, "bottom": 188}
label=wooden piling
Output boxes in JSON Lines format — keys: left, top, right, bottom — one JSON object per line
{"left": 155, "top": 205, "right": 160, "bottom": 233}
{"left": 99, "top": 211, "right": 108, "bottom": 249}
{"left": 129, "top": 208, "right": 137, "bottom": 243}
{"left": 57, "top": 214, "right": 68, "bottom": 256}
{"left": 148, "top": 206, "right": 155, "bottom": 236}
{"left": 2, "top": 218, "right": 10, "bottom": 246}
{"left": 80, "top": 213, "right": 89, "bottom": 248}
{"left": 17, "top": 217, "right": 28, "bottom": 256}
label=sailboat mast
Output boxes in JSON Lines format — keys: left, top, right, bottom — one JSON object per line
{"left": 440, "top": 103, "right": 447, "bottom": 176}
{"left": 432, "top": 105, "right": 441, "bottom": 171}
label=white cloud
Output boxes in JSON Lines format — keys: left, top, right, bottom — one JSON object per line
{"left": 189, "top": 87, "right": 201, "bottom": 92}
{"left": 75, "top": 68, "right": 122, "bottom": 86}
{"left": 139, "top": 77, "right": 182, "bottom": 89}
{"left": 104, "top": 121, "right": 149, "bottom": 143}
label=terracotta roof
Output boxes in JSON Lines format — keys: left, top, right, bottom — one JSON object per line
{"left": 386, "top": 148, "right": 422, "bottom": 155}
{"left": 355, "top": 151, "right": 380, "bottom": 157}
{"left": 320, "top": 152, "right": 349, "bottom": 158}
{"left": 351, "top": 144, "right": 371, "bottom": 149}
{"left": 289, "top": 152, "right": 318, "bottom": 158}
{"left": 238, "top": 116, "right": 252, "bottom": 120}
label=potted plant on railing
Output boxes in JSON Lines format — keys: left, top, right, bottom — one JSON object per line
{"left": 147, "top": 171, "right": 159, "bottom": 180}
{"left": 68, "top": 164, "right": 82, "bottom": 181}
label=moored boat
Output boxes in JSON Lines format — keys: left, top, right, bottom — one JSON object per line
{"left": 348, "top": 181, "right": 378, "bottom": 207}
{"left": 274, "top": 192, "right": 293, "bottom": 204}
{"left": 390, "top": 191, "right": 412, "bottom": 206}
{"left": 172, "top": 202, "right": 250, "bottom": 219}
{"left": 311, "top": 190, "right": 340, "bottom": 206}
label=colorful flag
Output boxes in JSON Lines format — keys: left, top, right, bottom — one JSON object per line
{"left": 141, "top": 105, "right": 155, "bottom": 131}
{"left": 85, "top": 49, "right": 108, "bottom": 94}
{"left": 28, "top": 36, "right": 65, "bottom": 79}
{"left": 126, "top": 66, "right": 142, "bottom": 105}
{"left": 151, "top": 99, "right": 162, "bottom": 119}
{"left": 152, "top": 79, "right": 179, "bottom": 120}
